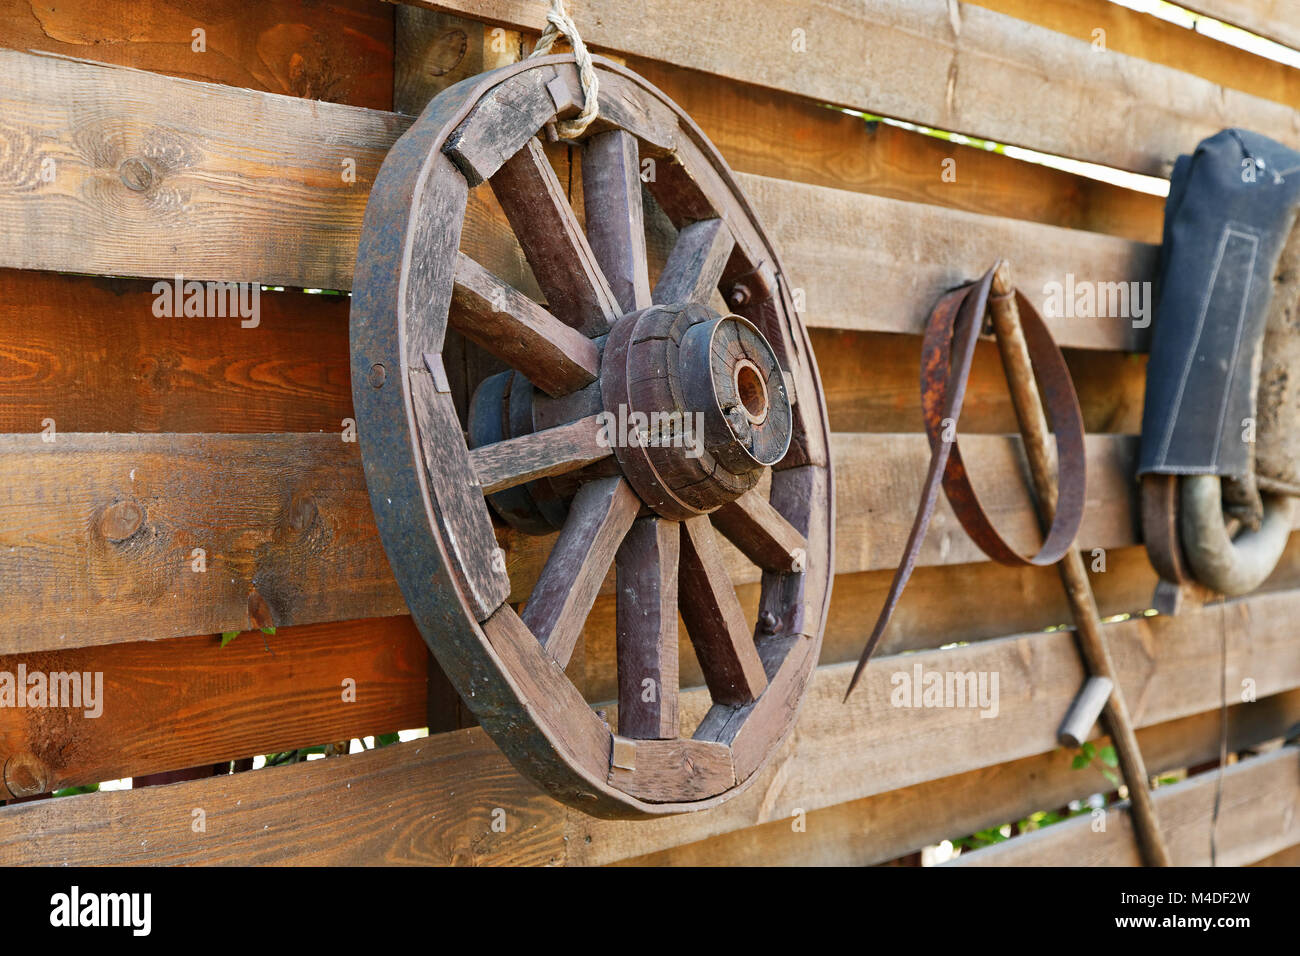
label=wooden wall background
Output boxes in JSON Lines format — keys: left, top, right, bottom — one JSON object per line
{"left": 0, "top": 0, "right": 1298, "bottom": 866}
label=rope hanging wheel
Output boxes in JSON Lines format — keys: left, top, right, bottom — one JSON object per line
{"left": 350, "top": 53, "right": 833, "bottom": 817}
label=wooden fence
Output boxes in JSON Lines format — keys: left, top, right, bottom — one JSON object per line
{"left": 0, "top": 0, "right": 1298, "bottom": 866}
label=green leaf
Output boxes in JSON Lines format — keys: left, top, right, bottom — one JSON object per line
{"left": 220, "top": 631, "right": 240, "bottom": 647}
{"left": 1102, "top": 769, "right": 1120, "bottom": 787}
{"left": 260, "top": 626, "right": 276, "bottom": 635}
{"left": 53, "top": 782, "right": 100, "bottom": 798}
{"left": 374, "top": 732, "right": 400, "bottom": 748}
{"left": 1081, "top": 741, "right": 1097, "bottom": 760}
{"left": 1099, "top": 745, "right": 1119, "bottom": 768}
{"left": 1071, "top": 754, "right": 1089, "bottom": 770}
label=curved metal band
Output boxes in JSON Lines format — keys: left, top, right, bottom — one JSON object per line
{"left": 848, "top": 266, "right": 1087, "bottom": 694}
{"left": 922, "top": 283, "right": 1088, "bottom": 567}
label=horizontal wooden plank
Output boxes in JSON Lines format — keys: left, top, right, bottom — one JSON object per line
{"left": 0, "top": 47, "right": 1158, "bottom": 351}
{"left": 502, "top": 431, "right": 1141, "bottom": 605}
{"left": 949, "top": 744, "right": 1300, "bottom": 866}
{"left": 743, "top": 173, "right": 1158, "bottom": 352}
{"left": 565, "top": 584, "right": 1300, "bottom": 864}
{"left": 975, "top": 0, "right": 1300, "bottom": 109}
{"left": 814, "top": 330, "right": 1147, "bottom": 435}
{"left": 0, "top": 48, "right": 405, "bottom": 288}
{"left": 615, "top": 687, "right": 1300, "bottom": 866}
{"left": 0, "top": 270, "right": 352, "bottom": 433}
{"left": 403, "top": 0, "right": 1300, "bottom": 174}
{"left": 1180, "top": 1, "right": 1300, "bottom": 52}
{"left": 0, "top": 433, "right": 404, "bottom": 652}
{"left": 8, "top": 580, "right": 1299, "bottom": 864}
{"left": 0, "top": 728, "right": 566, "bottom": 866}
{"left": 16, "top": 532, "right": 1300, "bottom": 797}
{"left": 0, "top": 617, "right": 426, "bottom": 797}
{"left": 0, "top": 430, "right": 1145, "bottom": 651}
{"left": 0, "top": 0, "right": 396, "bottom": 109}
{"left": 0, "top": 287, "right": 1143, "bottom": 435}
{"left": 582, "top": 531, "right": 1300, "bottom": 702}
{"left": 625, "top": 54, "right": 1163, "bottom": 245}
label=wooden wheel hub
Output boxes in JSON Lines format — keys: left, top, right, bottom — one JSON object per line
{"left": 350, "top": 54, "right": 833, "bottom": 818}
{"left": 601, "top": 302, "right": 793, "bottom": 519}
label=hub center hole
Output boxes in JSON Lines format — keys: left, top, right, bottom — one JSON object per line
{"left": 734, "top": 361, "right": 768, "bottom": 423}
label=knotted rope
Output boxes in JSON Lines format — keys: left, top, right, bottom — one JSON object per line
{"left": 527, "top": 0, "right": 599, "bottom": 138}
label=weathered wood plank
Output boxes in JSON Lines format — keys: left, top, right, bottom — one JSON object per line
{"left": 0, "top": 617, "right": 427, "bottom": 797}
{"left": 740, "top": 174, "right": 1159, "bottom": 352}
{"left": 0, "top": 48, "right": 405, "bottom": 288}
{"left": 566, "top": 585, "right": 1300, "bottom": 864}
{"left": 504, "top": 431, "right": 1144, "bottom": 604}
{"left": 398, "top": 0, "right": 1300, "bottom": 173}
{"left": 0, "top": 429, "right": 1266, "bottom": 652}
{"left": 0, "top": 48, "right": 1161, "bottom": 351}
{"left": 0, "top": 271, "right": 1145, "bottom": 438}
{"left": 622, "top": 55, "right": 1163, "bottom": 244}
{"left": 395, "top": 16, "right": 1164, "bottom": 244}
{"left": 0, "top": 433, "right": 404, "bottom": 651}
{"left": 615, "top": 687, "right": 1300, "bottom": 866}
{"left": 0, "top": 0, "right": 396, "bottom": 109}
{"left": 975, "top": 0, "right": 1300, "bottom": 110}
{"left": 949, "top": 745, "right": 1300, "bottom": 866}
{"left": 0, "top": 730, "right": 566, "bottom": 866}
{"left": 0, "top": 270, "right": 354, "bottom": 434}
{"left": 1179, "top": 0, "right": 1300, "bottom": 52}
{"left": 814, "top": 330, "right": 1148, "bottom": 436}
{"left": 7, "top": 583, "right": 1300, "bottom": 865}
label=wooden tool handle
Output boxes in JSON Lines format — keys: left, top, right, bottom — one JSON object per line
{"left": 989, "top": 261, "right": 1172, "bottom": 868}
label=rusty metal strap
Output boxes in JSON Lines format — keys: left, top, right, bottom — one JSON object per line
{"left": 846, "top": 265, "right": 1087, "bottom": 697}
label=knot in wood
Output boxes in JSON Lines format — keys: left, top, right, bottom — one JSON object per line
{"left": 4, "top": 752, "right": 48, "bottom": 798}
{"left": 99, "top": 499, "right": 145, "bottom": 543}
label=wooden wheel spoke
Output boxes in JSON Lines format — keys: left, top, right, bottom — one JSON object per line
{"left": 470, "top": 413, "right": 612, "bottom": 495}
{"left": 582, "top": 129, "right": 652, "bottom": 314}
{"left": 451, "top": 252, "right": 600, "bottom": 397}
{"left": 711, "top": 488, "right": 808, "bottom": 573}
{"left": 491, "top": 137, "right": 621, "bottom": 336}
{"left": 615, "top": 516, "right": 680, "bottom": 739}
{"left": 678, "top": 517, "right": 768, "bottom": 704}
{"left": 652, "top": 217, "right": 735, "bottom": 306}
{"left": 521, "top": 477, "right": 641, "bottom": 668}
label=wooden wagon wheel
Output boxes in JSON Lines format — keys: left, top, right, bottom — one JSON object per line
{"left": 351, "top": 54, "right": 833, "bottom": 818}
